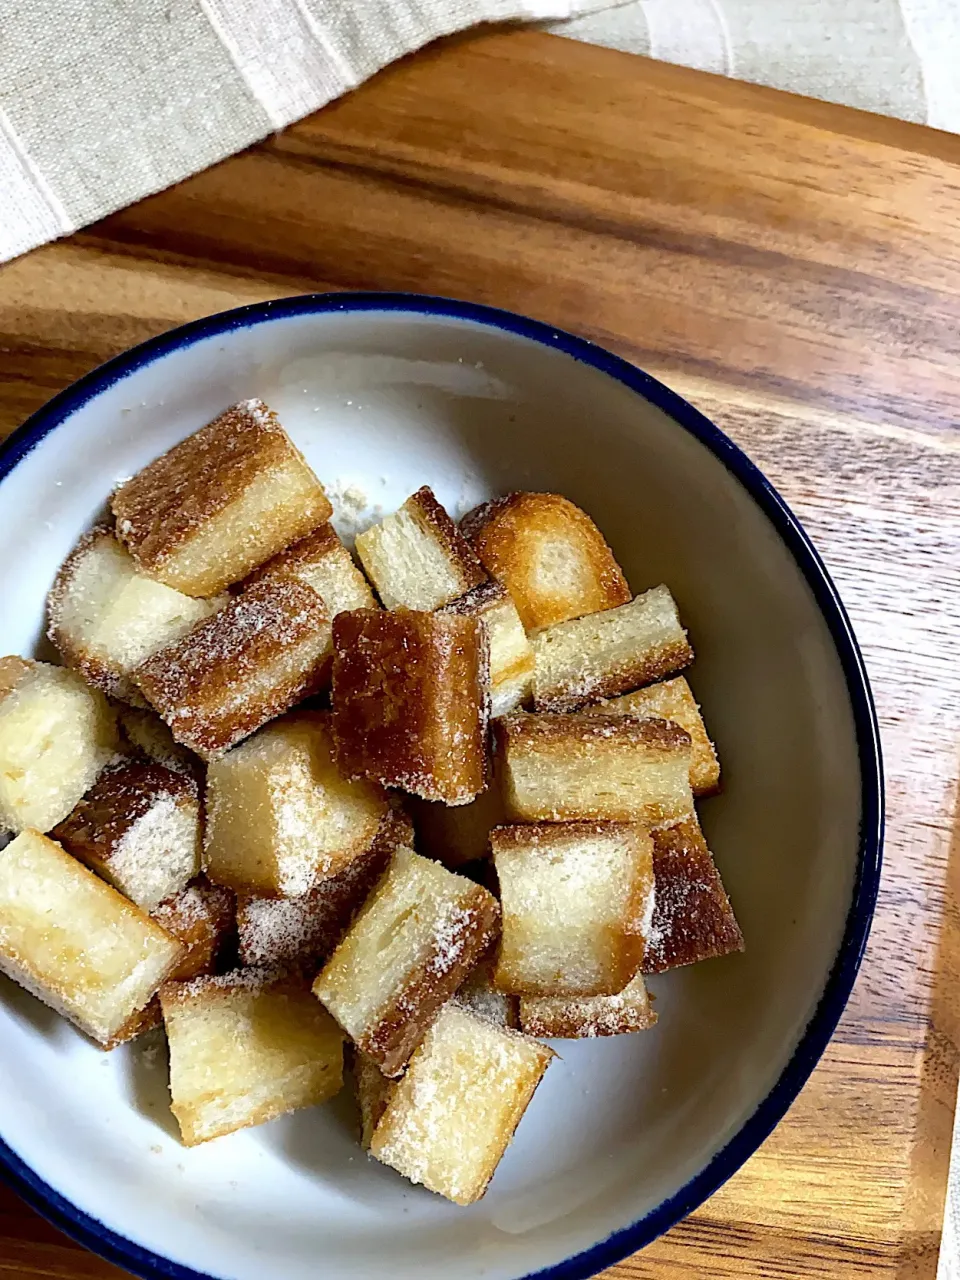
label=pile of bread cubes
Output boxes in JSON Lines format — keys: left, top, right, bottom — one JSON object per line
{"left": 0, "top": 397, "right": 743, "bottom": 1206}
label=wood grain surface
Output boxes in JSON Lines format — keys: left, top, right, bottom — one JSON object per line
{"left": 1, "top": 26, "right": 960, "bottom": 1280}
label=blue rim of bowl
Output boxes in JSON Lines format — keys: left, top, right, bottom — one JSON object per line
{"left": 0, "top": 292, "right": 883, "bottom": 1280}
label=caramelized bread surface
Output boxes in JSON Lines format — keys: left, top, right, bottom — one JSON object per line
{"left": 518, "top": 971, "right": 657, "bottom": 1039}
{"left": 440, "top": 580, "right": 533, "bottom": 717}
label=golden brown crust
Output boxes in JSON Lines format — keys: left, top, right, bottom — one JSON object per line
{"left": 331, "top": 609, "right": 489, "bottom": 804}
{"left": 134, "top": 578, "right": 330, "bottom": 759}
{"left": 518, "top": 975, "right": 657, "bottom": 1038}
{"left": 154, "top": 877, "right": 237, "bottom": 982}
{"left": 408, "top": 486, "right": 487, "bottom": 592}
{"left": 533, "top": 639, "right": 695, "bottom": 713}
{"left": 495, "top": 711, "right": 690, "bottom": 753}
{"left": 460, "top": 492, "right": 630, "bottom": 630}
{"left": 642, "top": 818, "right": 744, "bottom": 974}
{"left": 243, "top": 522, "right": 342, "bottom": 588}
{"left": 112, "top": 400, "right": 331, "bottom": 591}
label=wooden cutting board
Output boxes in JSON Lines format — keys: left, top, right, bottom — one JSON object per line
{"left": 1, "top": 27, "right": 959, "bottom": 1280}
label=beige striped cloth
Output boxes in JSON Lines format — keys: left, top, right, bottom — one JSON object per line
{"left": 1, "top": 0, "right": 959, "bottom": 265}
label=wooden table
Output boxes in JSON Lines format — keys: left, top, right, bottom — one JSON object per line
{"left": 2, "top": 27, "right": 959, "bottom": 1280}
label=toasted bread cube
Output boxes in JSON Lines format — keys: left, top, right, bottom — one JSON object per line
{"left": 113, "top": 399, "right": 331, "bottom": 597}
{"left": 518, "top": 971, "right": 656, "bottom": 1039}
{"left": 457, "top": 956, "right": 518, "bottom": 1028}
{"left": 461, "top": 492, "right": 631, "bottom": 631}
{"left": 0, "top": 658, "right": 118, "bottom": 834}
{"left": 135, "top": 578, "right": 330, "bottom": 760}
{"left": 161, "top": 971, "right": 344, "bottom": 1145}
{"left": 408, "top": 782, "right": 505, "bottom": 870}
{"left": 47, "top": 528, "right": 224, "bottom": 706}
{"left": 643, "top": 816, "right": 744, "bottom": 974}
{"left": 355, "top": 486, "right": 486, "bottom": 611}
{"left": 355, "top": 1050, "right": 397, "bottom": 1149}
{"left": 313, "top": 847, "right": 499, "bottom": 1076}
{"left": 496, "top": 711, "right": 694, "bottom": 825}
{"left": 0, "top": 830, "right": 183, "bottom": 1045}
{"left": 52, "top": 760, "right": 201, "bottom": 912}
{"left": 205, "top": 711, "right": 388, "bottom": 897}
{"left": 492, "top": 822, "right": 654, "bottom": 997}
{"left": 244, "top": 523, "right": 376, "bottom": 613}
{"left": 371, "top": 1002, "right": 553, "bottom": 1204}
{"left": 440, "top": 581, "right": 533, "bottom": 717}
{"left": 236, "top": 801, "right": 411, "bottom": 969}
{"left": 331, "top": 609, "right": 489, "bottom": 805}
{"left": 587, "top": 675, "right": 720, "bottom": 796}
{"left": 118, "top": 706, "right": 202, "bottom": 779}
{"left": 532, "top": 585, "right": 694, "bottom": 712}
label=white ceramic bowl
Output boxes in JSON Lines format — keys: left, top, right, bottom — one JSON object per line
{"left": 0, "top": 294, "right": 882, "bottom": 1280}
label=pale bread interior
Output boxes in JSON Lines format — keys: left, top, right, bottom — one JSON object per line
{"left": 356, "top": 499, "right": 472, "bottom": 611}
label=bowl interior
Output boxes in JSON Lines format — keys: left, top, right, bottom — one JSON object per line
{"left": 0, "top": 305, "right": 862, "bottom": 1280}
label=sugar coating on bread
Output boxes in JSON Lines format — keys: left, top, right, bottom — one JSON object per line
{"left": 135, "top": 578, "right": 331, "bottom": 760}
{"left": 113, "top": 399, "right": 332, "bottom": 597}
{"left": 518, "top": 971, "right": 656, "bottom": 1039}
{"left": 161, "top": 970, "right": 344, "bottom": 1145}
{"left": 331, "top": 609, "right": 489, "bottom": 805}
{"left": 355, "top": 486, "right": 486, "bottom": 611}
{"left": 48, "top": 528, "right": 224, "bottom": 706}
{"left": 52, "top": 760, "right": 201, "bottom": 912}
{"left": 440, "top": 581, "right": 533, "bottom": 717}
{"left": 457, "top": 955, "right": 517, "bottom": 1028}
{"left": 492, "top": 822, "right": 653, "bottom": 997}
{"left": 461, "top": 492, "right": 631, "bottom": 631}
{"left": 313, "top": 846, "right": 500, "bottom": 1076}
{"left": 587, "top": 676, "right": 720, "bottom": 796}
{"left": 236, "top": 802, "right": 411, "bottom": 969}
{"left": 370, "top": 1001, "right": 553, "bottom": 1204}
{"left": 205, "top": 711, "right": 388, "bottom": 898}
{"left": 408, "top": 782, "right": 505, "bottom": 870}
{"left": 245, "top": 523, "right": 377, "bottom": 614}
{"left": 643, "top": 816, "right": 744, "bottom": 974}
{"left": 118, "top": 706, "right": 202, "bottom": 779}
{"left": 354, "top": 1050, "right": 396, "bottom": 1149}
{"left": 0, "top": 658, "right": 118, "bottom": 834}
{"left": 496, "top": 711, "right": 694, "bottom": 825}
{"left": 0, "top": 830, "right": 183, "bottom": 1046}
{"left": 532, "top": 585, "right": 694, "bottom": 712}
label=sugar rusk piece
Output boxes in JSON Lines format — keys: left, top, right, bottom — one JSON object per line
{"left": 245, "top": 522, "right": 377, "bottom": 614}
{"left": 519, "top": 972, "right": 656, "bottom": 1039}
{"left": 313, "top": 846, "right": 500, "bottom": 1076}
{"left": 236, "top": 802, "right": 412, "bottom": 969}
{"left": 439, "top": 580, "right": 533, "bottom": 717}
{"left": 161, "top": 970, "right": 344, "bottom": 1146}
{"left": 354, "top": 1050, "right": 397, "bottom": 1150}
{"left": 531, "top": 585, "right": 693, "bottom": 712}
{"left": 134, "top": 577, "right": 331, "bottom": 760}
{"left": 112, "top": 398, "right": 332, "bottom": 597}
{"left": 355, "top": 485, "right": 486, "bottom": 611}
{"left": 205, "top": 710, "right": 388, "bottom": 898}
{"left": 47, "top": 528, "right": 224, "bottom": 706}
{"left": 492, "top": 821, "right": 653, "bottom": 997}
{"left": 408, "top": 781, "right": 505, "bottom": 870}
{"left": 0, "top": 830, "right": 183, "bottom": 1046}
{"left": 642, "top": 816, "right": 744, "bottom": 974}
{"left": 460, "top": 491, "right": 631, "bottom": 631}
{"left": 370, "top": 1002, "right": 554, "bottom": 1205}
{"left": 52, "top": 760, "right": 201, "bottom": 912}
{"left": 331, "top": 608, "right": 489, "bottom": 805}
{"left": 586, "top": 675, "right": 720, "bottom": 796}
{"left": 457, "top": 955, "right": 518, "bottom": 1028}
{"left": 117, "top": 705, "right": 202, "bottom": 779}
{"left": 496, "top": 711, "right": 694, "bottom": 825}
{"left": 0, "top": 657, "right": 118, "bottom": 834}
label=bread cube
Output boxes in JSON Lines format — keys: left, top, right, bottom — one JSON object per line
{"left": 354, "top": 1050, "right": 396, "bottom": 1149}
{"left": 161, "top": 971, "right": 344, "bottom": 1145}
{"left": 518, "top": 971, "right": 656, "bottom": 1039}
{"left": 0, "top": 830, "right": 183, "bottom": 1046}
{"left": 244, "top": 523, "right": 376, "bottom": 614}
{"left": 587, "top": 675, "right": 720, "bottom": 795}
{"left": 440, "top": 581, "right": 533, "bottom": 717}
{"left": 370, "top": 1002, "right": 553, "bottom": 1204}
{"left": 0, "top": 658, "right": 118, "bottom": 834}
{"left": 52, "top": 760, "right": 201, "bottom": 912}
{"left": 355, "top": 486, "right": 485, "bottom": 611}
{"left": 118, "top": 706, "right": 202, "bottom": 779}
{"left": 408, "top": 782, "right": 505, "bottom": 869}
{"left": 113, "top": 399, "right": 332, "bottom": 597}
{"left": 205, "top": 711, "right": 388, "bottom": 897}
{"left": 457, "top": 956, "right": 518, "bottom": 1028}
{"left": 532, "top": 585, "right": 694, "bottom": 712}
{"left": 135, "top": 578, "right": 330, "bottom": 760}
{"left": 492, "top": 822, "right": 654, "bottom": 997}
{"left": 643, "top": 816, "right": 744, "bottom": 974}
{"left": 236, "top": 801, "right": 411, "bottom": 969}
{"left": 47, "top": 528, "right": 224, "bottom": 705}
{"left": 461, "top": 492, "right": 630, "bottom": 630}
{"left": 313, "top": 847, "right": 499, "bottom": 1076}
{"left": 496, "top": 711, "right": 694, "bottom": 825}
{"left": 331, "top": 609, "right": 488, "bottom": 805}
